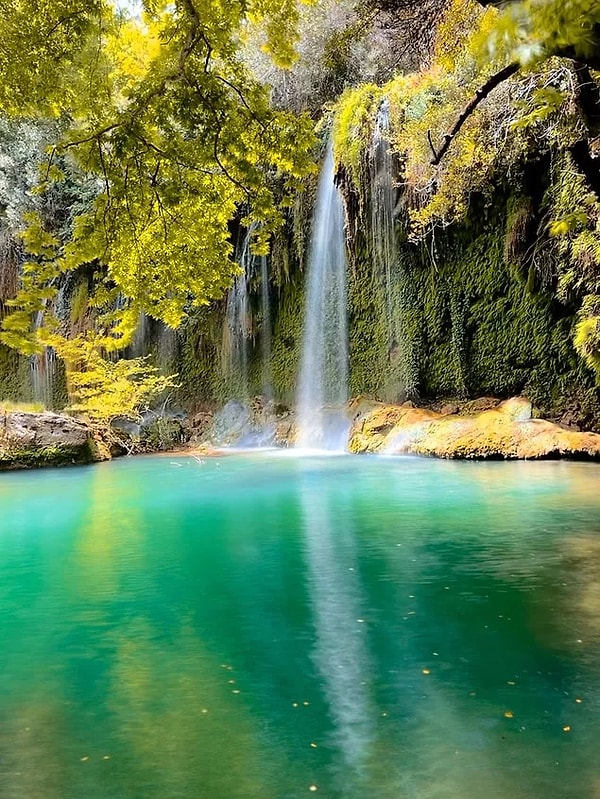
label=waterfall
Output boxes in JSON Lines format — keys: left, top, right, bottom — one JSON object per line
{"left": 131, "top": 312, "right": 150, "bottom": 358}
{"left": 370, "top": 99, "right": 398, "bottom": 340}
{"left": 157, "top": 322, "right": 177, "bottom": 374}
{"left": 370, "top": 99, "right": 412, "bottom": 402}
{"left": 224, "top": 227, "right": 253, "bottom": 400}
{"left": 223, "top": 225, "right": 272, "bottom": 402}
{"left": 130, "top": 313, "right": 176, "bottom": 374}
{"left": 296, "top": 141, "right": 349, "bottom": 450}
{"left": 259, "top": 254, "right": 272, "bottom": 400}
{"left": 30, "top": 310, "right": 55, "bottom": 408}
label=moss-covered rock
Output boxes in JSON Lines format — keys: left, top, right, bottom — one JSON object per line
{"left": 0, "top": 410, "right": 100, "bottom": 470}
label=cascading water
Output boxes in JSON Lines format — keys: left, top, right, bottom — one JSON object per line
{"left": 157, "top": 322, "right": 177, "bottom": 374}
{"left": 223, "top": 224, "right": 272, "bottom": 401}
{"left": 370, "top": 99, "right": 412, "bottom": 402}
{"left": 131, "top": 312, "right": 150, "bottom": 358}
{"left": 30, "top": 310, "right": 55, "bottom": 408}
{"left": 259, "top": 254, "right": 272, "bottom": 400}
{"left": 370, "top": 99, "right": 399, "bottom": 341}
{"left": 296, "top": 141, "right": 349, "bottom": 450}
{"left": 224, "top": 227, "right": 253, "bottom": 399}
{"left": 130, "top": 313, "right": 176, "bottom": 374}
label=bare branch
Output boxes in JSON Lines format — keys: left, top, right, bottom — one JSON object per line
{"left": 45, "top": 8, "right": 88, "bottom": 38}
{"left": 429, "top": 62, "right": 520, "bottom": 166}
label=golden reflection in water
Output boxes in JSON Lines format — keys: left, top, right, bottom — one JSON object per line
{"left": 106, "top": 618, "right": 285, "bottom": 798}
{"left": 68, "top": 463, "right": 148, "bottom": 601}
{"left": 0, "top": 698, "right": 68, "bottom": 799}
{"left": 557, "top": 534, "right": 600, "bottom": 646}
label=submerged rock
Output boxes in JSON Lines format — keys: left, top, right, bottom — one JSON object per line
{"left": 0, "top": 411, "right": 99, "bottom": 470}
{"left": 349, "top": 397, "right": 600, "bottom": 460}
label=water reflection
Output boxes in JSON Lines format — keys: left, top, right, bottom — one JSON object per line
{"left": 300, "top": 469, "right": 377, "bottom": 794}
{"left": 2, "top": 455, "right": 600, "bottom": 798}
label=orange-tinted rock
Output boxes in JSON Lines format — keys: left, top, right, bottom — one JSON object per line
{"left": 348, "top": 403, "right": 440, "bottom": 453}
{"left": 349, "top": 396, "right": 600, "bottom": 460}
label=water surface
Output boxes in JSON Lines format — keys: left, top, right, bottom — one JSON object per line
{"left": 1, "top": 455, "right": 600, "bottom": 798}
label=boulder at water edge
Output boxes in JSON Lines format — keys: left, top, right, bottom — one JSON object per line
{"left": 0, "top": 411, "right": 99, "bottom": 470}
{"left": 348, "top": 397, "right": 600, "bottom": 460}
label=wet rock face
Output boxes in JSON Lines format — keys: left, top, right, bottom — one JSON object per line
{"left": 205, "top": 397, "right": 293, "bottom": 448}
{"left": 0, "top": 411, "right": 95, "bottom": 469}
{"left": 348, "top": 397, "right": 600, "bottom": 461}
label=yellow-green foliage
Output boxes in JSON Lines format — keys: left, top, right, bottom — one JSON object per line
{"left": 0, "top": 400, "right": 44, "bottom": 413}
{"left": 332, "top": 0, "right": 521, "bottom": 238}
{"left": 332, "top": 84, "right": 383, "bottom": 186}
{"left": 575, "top": 314, "right": 600, "bottom": 375}
{"left": 69, "top": 281, "right": 89, "bottom": 330}
{"left": 330, "top": 0, "right": 600, "bottom": 387}
{"left": 574, "top": 296, "right": 600, "bottom": 376}
{"left": 56, "top": 334, "right": 178, "bottom": 425}
{"left": 0, "top": 0, "right": 318, "bottom": 356}
{"left": 545, "top": 153, "right": 600, "bottom": 310}
{"left": 484, "top": 0, "right": 600, "bottom": 67}
{"left": 332, "top": 0, "right": 594, "bottom": 240}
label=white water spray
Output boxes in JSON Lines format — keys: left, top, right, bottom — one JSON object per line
{"left": 296, "top": 142, "right": 349, "bottom": 450}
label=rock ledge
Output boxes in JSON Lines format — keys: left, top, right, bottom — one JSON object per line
{"left": 348, "top": 397, "right": 600, "bottom": 461}
{"left": 0, "top": 411, "right": 98, "bottom": 470}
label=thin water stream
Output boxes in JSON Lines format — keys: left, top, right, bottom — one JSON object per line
{"left": 1, "top": 455, "right": 600, "bottom": 798}
{"left": 224, "top": 226, "right": 273, "bottom": 402}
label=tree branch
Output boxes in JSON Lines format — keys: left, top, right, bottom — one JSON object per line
{"left": 45, "top": 8, "right": 89, "bottom": 38}
{"left": 429, "top": 62, "right": 520, "bottom": 166}
{"left": 62, "top": 123, "right": 121, "bottom": 149}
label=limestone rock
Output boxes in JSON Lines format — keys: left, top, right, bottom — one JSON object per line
{"left": 348, "top": 403, "right": 440, "bottom": 454}
{"left": 349, "top": 396, "right": 600, "bottom": 461}
{"left": 0, "top": 411, "right": 96, "bottom": 469}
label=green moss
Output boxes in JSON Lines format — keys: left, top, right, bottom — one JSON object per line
{"left": 270, "top": 277, "right": 304, "bottom": 406}
{"left": 0, "top": 442, "right": 95, "bottom": 470}
{"left": 175, "top": 306, "right": 228, "bottom": 408}
{"left": 0, "top": 343, "right": 33, "bottom": 402}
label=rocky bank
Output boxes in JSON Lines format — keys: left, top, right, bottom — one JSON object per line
{"left": 348, "top": 397, "right": 600, "bottom": 460}
{"left": 0, "top": 411, "right": 99, "bottom": 470}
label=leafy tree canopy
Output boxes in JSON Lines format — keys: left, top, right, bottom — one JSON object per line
{"left": 0, "top": 0, "right": 317, "bottom": 353}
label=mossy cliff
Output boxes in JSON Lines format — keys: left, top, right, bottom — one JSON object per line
{"left": 167, "top": 166, "right": 599, "bottom": 431}
{"left": 169, "top": 35, "right": 600, "bottom": 430}
{"left": 1, "top": 153, "right": 598, "bottom": 430}
{"left": 344, "top": 183, "right": 600, "bottom": 428}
